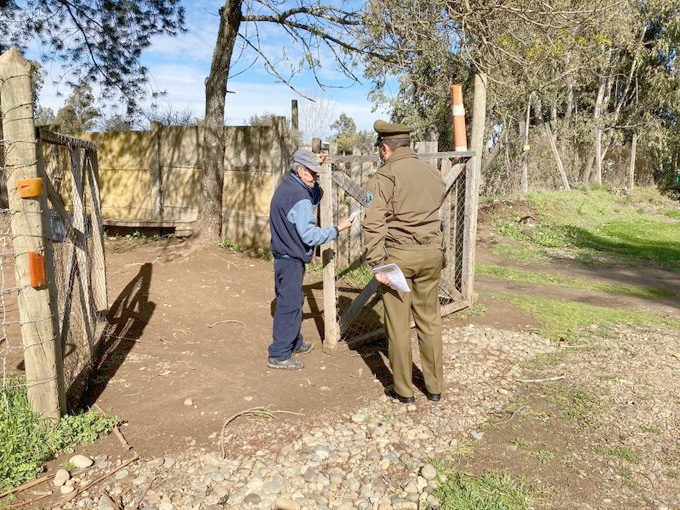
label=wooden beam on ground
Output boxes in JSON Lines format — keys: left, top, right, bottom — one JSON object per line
{"left": 339, "top": 278, "right": 379, "bottom": 335}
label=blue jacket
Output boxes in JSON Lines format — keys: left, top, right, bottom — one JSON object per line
{"left": 269, "top": 172, "right": 338, "bottom": 262}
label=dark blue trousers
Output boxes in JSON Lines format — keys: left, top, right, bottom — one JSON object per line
{"left": 269, "top": 258, "right": 306, "bottom": 360}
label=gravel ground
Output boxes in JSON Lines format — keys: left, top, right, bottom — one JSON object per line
{"left": 47, "top": 323, "right": 679, "bottom": 510}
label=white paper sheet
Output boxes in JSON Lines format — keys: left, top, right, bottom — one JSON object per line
{"left": 373, "top": 263, "right": 410, "bottom": 292}
{"left": 349, "top": 209, "right": 362, "bottom": 222}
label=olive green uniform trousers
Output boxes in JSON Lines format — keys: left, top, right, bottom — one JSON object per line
{"left": 382, "top": 248, "right": 443, "bottom": 398}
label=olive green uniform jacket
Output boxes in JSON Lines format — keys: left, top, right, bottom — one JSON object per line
{"left": 363, "top": 146, "right": 446, "bottom": 265}
{"left": 363, "top": 146, "right": 447, "bottom": 398}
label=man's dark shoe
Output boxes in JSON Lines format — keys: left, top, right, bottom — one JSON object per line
{"left": 293, "top": 341, "right": 314, "bottom": 354}
{"left": 386, "top": 389, "right": 415, "bottom": 404}
{"left": 426, "top": 392, "right": 441, "bottom": 402}
{"left": 267, "top": 357, "right": 304, "bottom": 370}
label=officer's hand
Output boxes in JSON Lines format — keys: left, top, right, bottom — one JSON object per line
{"left": 337, "top": 217, "right": 352, "bottom": 232}
{"left": 375, "top": 273, "right": 392, "bottom": 286}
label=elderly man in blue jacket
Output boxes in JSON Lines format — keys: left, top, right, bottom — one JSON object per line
{"left": 268, "top": 149, "right": 352, "bottom": 370}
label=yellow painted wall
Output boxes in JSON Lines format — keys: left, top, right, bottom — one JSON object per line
{"left": 71, "top": 123, "right": 291, "bottom": 247}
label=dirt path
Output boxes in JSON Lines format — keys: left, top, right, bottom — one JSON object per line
{"left": 91, "top": 238, "right": 392, "bottom": 458}
{"left": 12, "top": 229, "right": 677, "bottom": 509}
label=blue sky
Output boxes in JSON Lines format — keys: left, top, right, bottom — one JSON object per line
{"left": 31, "top": 0, "right": 390, "bottom": 138}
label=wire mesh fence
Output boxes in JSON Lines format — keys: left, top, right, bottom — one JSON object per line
{"left": 38, "top": 132, "right": 108, "bottom": 407}
{"left": 0, "top": 126, "right": 107, "bottom": 413}
{"left": 0, "top": 204, "right": 24, "bottom": 401}
{"left": 322, "top": 151, "right": 478, "bottom": 347}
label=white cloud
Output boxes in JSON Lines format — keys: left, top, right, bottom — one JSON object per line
{"left": 27, "top": 0, "right": 391, "bottom": 136}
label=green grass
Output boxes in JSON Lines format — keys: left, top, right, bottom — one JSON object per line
{"left": 488, "top": 188, "right": 680, "bottom": 271}
{"left": 432, "top": 464, "right": 532, "bottom": 509}
{"left": 554, "top": 386, "right": 607, "bottom": 428}
{"left": 337, "top": 263, "right": 375, "bottom": 287}
{"left": 477, "top": 264, "right": 677, "bottom": 300}
{"left": 496, "top": 292, "right": 680, "bottom": 341}
{"left": 533, "top": 450, "right": 556, "bottom": 464}
{"left": 217, "top": 239, "right": 273, "bottom": 260}
{"left": 0, "top": 379, "right": 119, "bottom": 493}
{"left": 595, "top": 445, "right": 641, "bottom": 464}
{"left": 491, "top": 244, "right": 551, "bottom": 263}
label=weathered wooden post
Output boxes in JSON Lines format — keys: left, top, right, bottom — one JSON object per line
{"left": 463, "top": 73, "right": 487, "bottom": 302}
{"left": 0, "top": 48, "right": 64, "bottom": 420}
{"left": 316, "top": 138, "right": 339, "bottom": 351}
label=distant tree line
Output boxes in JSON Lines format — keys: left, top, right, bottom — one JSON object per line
{"left": 4, "top": 0, "right": 680, "bottom": 243}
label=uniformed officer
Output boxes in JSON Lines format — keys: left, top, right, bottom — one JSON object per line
{"left": 363, "top": 120, "right": 446, "bottom": 403}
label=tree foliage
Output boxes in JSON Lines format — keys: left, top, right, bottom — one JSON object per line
{"left": 198, "top": 0, "right": 380, "bottom": 242}
{"left": 0, "top": 0, "right": 186, "bottom": 114}
{"left": 362, "top": 0, "right": 680, "bottom": 192}
{"left": 53, "top": 83, "right": 100, "bottom": 133}
{"left": 330, "top": 112, "right": 373, "bottom": 154}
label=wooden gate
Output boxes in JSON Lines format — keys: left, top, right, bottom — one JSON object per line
{"left": 38, "top": 130, "right": 108, "bottom": 407}
{"left": 319, "top": 150, "right": 479, "bottom": 349}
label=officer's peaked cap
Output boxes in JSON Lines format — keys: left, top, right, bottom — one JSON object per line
{"left": 373, "top": 119, "right": 413, "bottom": 145}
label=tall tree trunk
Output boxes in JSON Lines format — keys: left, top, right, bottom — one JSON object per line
{"left": 533, "top": 96, "right": 569, "bottom": 190}
{"left": 628, "top": 132, "right": 637, "bottom": 189}
{"left": 198, "top": 0, "right": 243, "bottom": 245}
{"left": 520, "top": 99, "right": 531, "bottom": 193}
{"left": 593, "top": 79, "right": 606, "bottom": 186}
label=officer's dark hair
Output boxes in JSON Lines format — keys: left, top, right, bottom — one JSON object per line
{"left": 379, "top": 137, "right": 411, "bottom": 150}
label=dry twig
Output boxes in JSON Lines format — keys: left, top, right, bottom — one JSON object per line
{"left": 129, "top": 476, "right": 156, "bottom": 510}
{"left": 0, "top": 474, "right": 54, "bottom": 500}
{"left": 62, "top": 455, "right": 140, "bottom": 503}
{"left": 219, "top": 406, "right": 304, "bottom": 458}
{"left": 93, "top": 403, "right": 132, "bottom": 450}
{"left": 207, "top": 319, "right": 246, "bottom": 328}
{"left": 517, "top": 375, "right": 565, "bottom": 383}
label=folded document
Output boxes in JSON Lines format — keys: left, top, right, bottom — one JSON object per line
{"left": 373, "top": 263, "right": 410, "bottom": 292}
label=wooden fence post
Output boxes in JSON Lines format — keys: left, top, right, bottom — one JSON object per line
{"left": 319, "top": 159, "right": 339, "bottom": 351}
{"left": 0, "top": 47, "right": 64, "bottom": 420}
{"left": 463, "top": 73, "right": 487, "bottom": 302}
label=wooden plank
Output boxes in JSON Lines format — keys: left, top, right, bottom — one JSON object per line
{"left": 329, "top": 150, "right": 476, "bottom": 164}
{"left": 443, "top": 162, "right": 466, "bottom": 193}
{"left": 149, "top": 123, "right": 162, "bottom": 218}
{"left": 461, "top": 157, "right": 478, "bottom": 301}
{"left": 462, "top": 73, "right": 486, "bottom": 302}
{"left": 85, "top": 149, "right": 108, "bottom": 314}
{"left": 37, "top": 129, "right": 97, "bottom": 150}
{"left": 440, "top": 300, "right": 470, "bottom": 318}
{"left": 0, "top": 47, "right": 64, "bottom": 420}
{"left": 320, "top": 164, "right": 339, "bottom": 351}
{"left": 339, "top": 278, "right": 379, "bottom": 335}
{"left": 70, "top": 147, "right": 95, "bottom": 358}
{"left": 438, "top": 275, "right": 463, "bottom": 302}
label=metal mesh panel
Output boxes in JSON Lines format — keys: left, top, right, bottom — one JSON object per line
{"left": 39, "top": 137, "right": 107, "bottom": 406}
{"left": 0, "top": 129, "right": 107, "bottom": 409}
{"left": 0, "top": 207, "right": 23, "bottom": 399}
{"left": 328, "top": 153, "right": 475, "bottom": 346}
